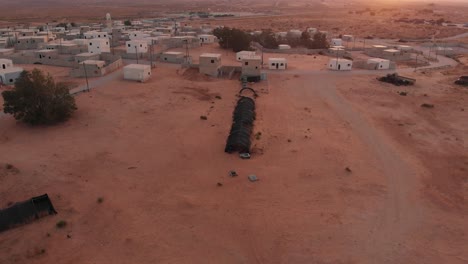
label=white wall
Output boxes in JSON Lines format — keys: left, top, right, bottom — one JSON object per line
{"left": 88, "top": 39, "right": 110, "bottom": 54}
{"left": 328, "top": 59, "right": 352, "bottom": 71}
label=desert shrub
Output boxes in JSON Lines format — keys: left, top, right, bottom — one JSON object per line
{"left": 56, "top": 220, "right": 67, "bottom": 228}
{"left": 2, "top": 69, "right": 77, "bottom": 125}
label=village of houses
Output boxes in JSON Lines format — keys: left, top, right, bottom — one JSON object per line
{"left": 1, "top": 12, "right": 463, "bottom": 89}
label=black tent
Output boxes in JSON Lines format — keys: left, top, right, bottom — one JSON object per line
{"left": 0, "top": 194, "right": 57, "bottom": 233}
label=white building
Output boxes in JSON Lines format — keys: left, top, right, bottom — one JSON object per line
{"left": 367, "top": 58, "right": 390, "bottom": 70}
{"left": 199, "top": 53, "right": 222, "bottom": 77}
{"left": 83, "top": 31, "right": 109, "bottom": 39}
{"left": 198, "top": 34, "right": 217, "bottom": 44}
{"left": 88, "top": 38, "right": 110, "bottom": 54}
{"left": 128, "top": 31, "right": 151, "bottom": 40}
{"left": 236, "top": 51, "right": 256, "bottom": 61}
{"left": 383, "top": 49, "right": 401, "bottom": 57}
{"left": 126, "top": 40, "right": 148, "bottom": 54}
{"left": 0, "top": 58, "right": 13, "bottom": 70}
{"left": 342, "top": 35, "right": 354, "bottom": 41}
{"left": 288, "top": 30, "right": 302, "bottom": 38}
{"left": 278, "top": 44, "right": 291, "bottom": 50}
{"left": 328, "top": 58, "right": 353, "bottom": 71}
{"left": 160, "top": 51, "right": 184, "bottom": 63}
{"left": 331, "top": 38, "right": 343, "bottom": 47}
{"left": 268, "top": 58, "right": 287, "bottom": 70}
{"left": 123, "top": 64, "right": 152, "bottom": 82}
{"left": 307, "top": 28, "right": 318, "bottom": 35}
{"left": 0, "top": 59, "right": 23, "bottom": 85}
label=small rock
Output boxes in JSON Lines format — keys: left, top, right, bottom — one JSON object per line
{"left": 217, "top": 182, "right": 223, "bottom": 187}
{"left": 127, "top": 167, "right": 137, "bottom": 170}
{"left": 345, "top": 167, "right": 352, "bottom": 173}
{"left": 421, "top": 103, "right": 434, "bottom": 108}
{"left": 248, "top": 175, "right": 259, "bottom": 182}
{"left": 229, "top": 170, "right": 238, "bottom": 177}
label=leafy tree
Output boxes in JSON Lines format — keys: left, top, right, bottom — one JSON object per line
{"left": 252, "top": 29, "right": 278, "bottom": 49}
{"left": 124, "top": 20, "right": 132, "bottom": 26}
{"left": 213, "top": 27, "right": 252, "bottom": 52}
{"left": 2, "top": 69, "right": 77, "bottom": 125}
{"left": 306, "top": 32, "right": 329, "bottom": 49}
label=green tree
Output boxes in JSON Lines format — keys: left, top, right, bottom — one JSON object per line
{"left": 252, "top": 30, "right": 279, "bottom": 49}
{"left": 306, "top": 32, "right": 329, "bottom": 49}
{"left": 213, "top": 27, "right": 252, "bottom": 52}
{"left": 2, "top": 69, "right": 77, "bottom": 125}
{"left": 124, "top": 20, "right": 132, "bottom": 26}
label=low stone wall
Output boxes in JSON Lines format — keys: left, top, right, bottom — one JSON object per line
{"left": 8, "top": 55, "right": 77, "bottom": 68}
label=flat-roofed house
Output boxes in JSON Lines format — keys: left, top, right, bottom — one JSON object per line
{"left": 199, "top": 53, "right": 221, "bottom": 77}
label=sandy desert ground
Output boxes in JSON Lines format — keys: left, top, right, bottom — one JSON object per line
{"left": 1, "top": 1, "right": 468, "bottom": 263}
{"left": 1, "top": 52, "right": 467, "bottom": 263}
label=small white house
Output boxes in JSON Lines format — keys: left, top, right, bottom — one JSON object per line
{"left": 268, "top": 58, "right": 287, "bottom": 70}
{"left": 160, "top": 51, "right": 184, "bottom": 63}
{"left": 331, "top": 38, "right": 343, "bottom": 47}
{"left": 278, "top": 44, "right": 291, "bottom": 50}
{"left": 123, "top": 64, "right": 152, "bottom": 82}
{"left": 236, "top": 51, "right": 256, "bottom": 61}
{"left": 307, "top": 28, "right": 318, "bottom": 35}
{"left": 0, "top": 67, "right": 24, "bottom": 85}
{"left": 328, "top": 58, "right": 352, "bottom": 71}
{"left": 342, "top": 35, "right": 354, "bottom": 41}
{"left": 126, "top": 40, "right": 148, "bottom": 54}
{"left": 199, "top": 53, "right": 222, "bottom": 77}
{"left": 88, "top": 38, "right": 110, "bottom": 54}
{"left": 383, "top": 49, "right": 400, "bottom": 57}
{"left": 198, "top": 34, "right": 217, "bottom": 44}
{"left": 83, "top": 31, "right": 109, "bottom": 39}
{"left": 0, "top": 58, "right": 13, "bottom": 70}
{"left": 288, "top": 30, "right": 302, "bottom": 38}
{"left": 367, "top": 58, "right": 390, "bottom": 70}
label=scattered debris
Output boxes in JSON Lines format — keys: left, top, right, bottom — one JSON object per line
{"left": 200, "top": 115, "right": 208, "bottom": 120}
{"left": 421, "top": 103, "right": 434, "bottom": 108}
{"left": 454, "top": 76, "right": 468, "bottom": 86}
{"left": 248, "top": 175, "right": 259, "bottom": 182}
{"left": 56, "top": 220, "right": 67, "bottom": 229}
{"left": 240, "top": 153, "right": 251, "bottom": 159}
{"left": 229, "top": 170, "right": 238, "bottom": 177}
{"left": 255, "top": 132, "right": 262, "bottom": 140}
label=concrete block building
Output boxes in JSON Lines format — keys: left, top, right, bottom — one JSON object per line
{"left": 0, "top": 59, "right": 23, "bottom": 85}
{"left": 160, "top": 51, "right": 184, "bottom": 63}
{"left": 123, "top": 64, "right": 152, "bottom": 82}
{"left": 328, "top": 58, "right": 353, "bottom": 71}
{"left": 126, "top": 40, "right": 148, "bottom": 54}
{"left": 199, "top": 53, "right": 221, "bottom": 77}
{"left": 88, "top": 38, "right": 110, "bottom": 54}
{"left": 241, "top": 56, "right": 262, "bottom": 77}
{"left": 268, "top": 58, "right": 287, "bottom": 70}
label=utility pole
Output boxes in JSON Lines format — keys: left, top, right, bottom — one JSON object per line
{"left": 135, "top": 46, "right": 139, "bottom": 64}
{"left": 82, "top": 62, "right": 90, "bottom": 92}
